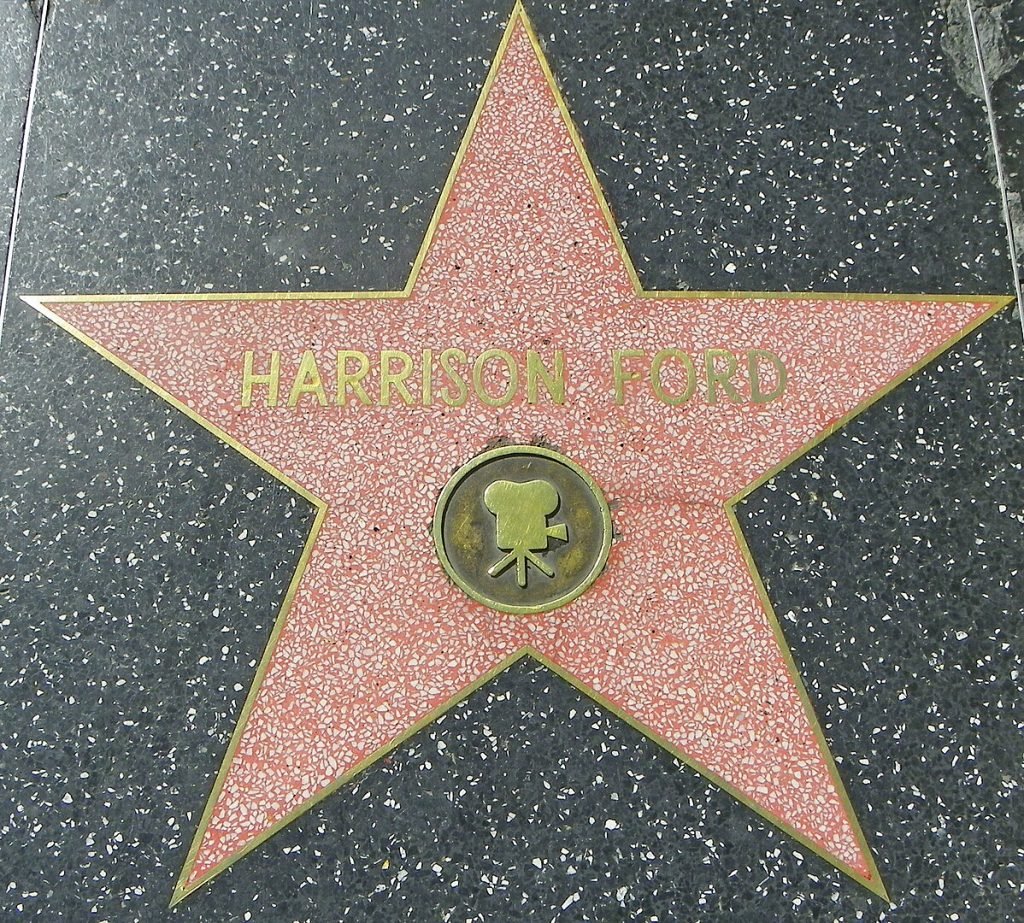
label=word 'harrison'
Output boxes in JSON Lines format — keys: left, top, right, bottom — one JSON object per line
{"left": 239, "top": 348, "right": 787, "bottom": 409}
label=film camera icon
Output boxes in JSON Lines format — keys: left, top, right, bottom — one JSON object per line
{"left": 483, "top": 479, "right": 569, "bottom": 588}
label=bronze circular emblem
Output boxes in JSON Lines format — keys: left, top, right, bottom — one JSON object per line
{"left": 433, "top": 445, "right": 612, "bottom": 615}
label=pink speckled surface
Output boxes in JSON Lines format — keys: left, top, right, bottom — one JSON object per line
{"left": 44, "top": 21, "right": 996, "bottom": 892}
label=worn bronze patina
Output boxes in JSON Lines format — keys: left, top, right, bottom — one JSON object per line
{"left": 433, "top": 446, "right": 612, "bottom": 614}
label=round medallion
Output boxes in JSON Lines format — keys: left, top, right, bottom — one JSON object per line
{"left": 433, "top": 445, "right": 612, "bottom": 615}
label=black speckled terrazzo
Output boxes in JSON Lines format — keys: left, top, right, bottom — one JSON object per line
{"left": 0, "top": 2, "right": 1021, "bottom": 921}
{"left": 942, "top": 0, "right": 1023, "bottom": 277}
{"left": 0, "top": 1, "right": 38, "bottom": 262}
{"left": 984, "top": 0, "right": 1024, "bottom": 274}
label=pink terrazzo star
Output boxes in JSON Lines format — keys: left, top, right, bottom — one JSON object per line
{"left": 30, "top": 4, "right": 1009, "bottom": 905}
